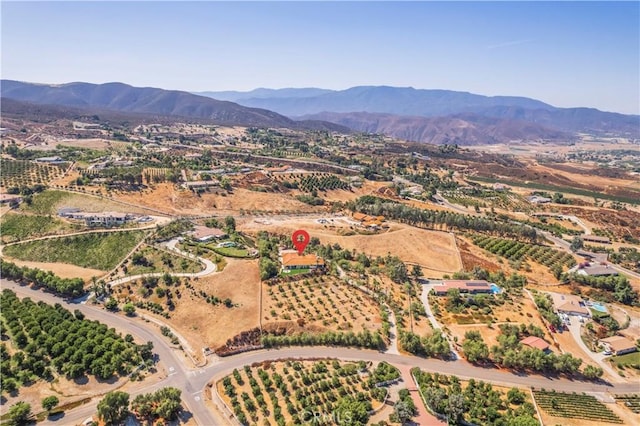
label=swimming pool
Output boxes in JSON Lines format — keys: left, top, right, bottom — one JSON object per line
{"left": 590, "top": 302, "right": 608, "bottom": 313}
{"left": 489, "top": 283, "right": 502, "bottom": 294}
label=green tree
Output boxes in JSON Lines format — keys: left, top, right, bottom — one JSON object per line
{"left": 105, "top": 297, "right": 118, "bottom": 311}
{"left": 583, "top": 364, "right": 604, "bottom": 379}
{"left": 41, "top": 395, "right": 60, "bottom": 412}
{"left": 97, "top": 391, "right": 129, "bottom": 425}
{"left": 224, "top": 216, "right": 236, "bottom": 232}
{"left": 7, "top": 402, "right": 32, "bottom": 426}
{"left": 394, "top": 400, "right": 415, "bottom": 424}
{"left": 122, "top": 303, "right": 136, "bottom": 316}
{"left": 570, "top": 236, "right": 584, "bottom": 252}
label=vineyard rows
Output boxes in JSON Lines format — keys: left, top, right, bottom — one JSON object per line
{"left": 533, "top": 390, "right": 622, "bottom": 423}
{"left": 615, "top": 394, "right": 640, "bottom": 414}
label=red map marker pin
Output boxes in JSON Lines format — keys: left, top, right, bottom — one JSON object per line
{"left": 292, "top": 229, "right": 310, "bottom": 255}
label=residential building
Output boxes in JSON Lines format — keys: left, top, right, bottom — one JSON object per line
{"left": 190, "top": 225, "right": 228, "bottom": 242}
{"left": 570, "top": 262, "right": 618, "bottom": 277}
{"left": 520, "top": 336, "right": 551, "bottom": 352}
{"left": 280, "top": 251, "right": 325, "bottom": 271}
{"left": 599, "top": 336, "right": 638, "bottom": 356}
{"left": 58, "top": 208, "right": 133, "bottom": 227}
{"left": 551, "top": 293, "right": 591, "bottom": 318}
{"left": 583, "top": 235, "right": 611, "bottom": 245}
{"left": 432, "top": 280, "right": 492, "bottom": 296}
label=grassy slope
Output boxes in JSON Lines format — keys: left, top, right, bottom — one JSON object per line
{"left": 20, "top": 190, "right": 71, "bottom": 215}
{"left": 3, "top": 231, "right": 146, "bottom": 270}
{"left": 0, "top": 212, "right": 72, "bottom": 242}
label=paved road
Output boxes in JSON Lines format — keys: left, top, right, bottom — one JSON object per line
{"left": 419, "top": 281, "right": 460, "bottom": 360}
{"left": 3, "top": 280, "right": 640, "bottom": 426}
{"left": 107, "top": 238, "right": 217, "bottom": 287}
{"left": 1, "top": 280, "right": 220, "bottom": 426}
{"left": 567, "top": 320, "right": 622, "bottom": 382}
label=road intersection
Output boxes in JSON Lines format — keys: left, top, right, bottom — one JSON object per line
{"left": 3, "top": 279, "right": 639, "bottom": 426}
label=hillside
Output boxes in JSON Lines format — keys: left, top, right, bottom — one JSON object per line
{"left": 297, "top": 111, "right": 573, "bottom": 145}
{"left": 0, "top": 80, "right": 348, "bottom": 132}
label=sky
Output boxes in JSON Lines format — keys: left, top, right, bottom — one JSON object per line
{"left": 1, "top": 1, "right": 639, "bottom": 114}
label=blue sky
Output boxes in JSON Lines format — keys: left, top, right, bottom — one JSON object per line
{"left": 2, "top": 1, "right": 639, "bottom": 114}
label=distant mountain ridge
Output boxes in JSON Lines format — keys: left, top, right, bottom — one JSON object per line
{"left": 297, "top": 111, "right": 573, "bottom": 145}
{"left": 200, "top": 86, "right": 640, "bottom": 140}
{"left": 0, "top": 80, "right": 348, "bottom": 132}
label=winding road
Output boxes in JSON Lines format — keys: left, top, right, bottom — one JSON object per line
{"left": 2, "top": 280, "right": 639, "bottom": 426}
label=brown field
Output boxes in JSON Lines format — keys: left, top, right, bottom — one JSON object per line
{"left": 241, "top": 218, "right": 461, "bottom": 276}
{"left": 1, "top": 258, "right": 104, "bottom": 280}
{"left": 262, "top": 275, "right": 382, "bottom": 334}
{"left": 58, "top": 138, "right": 113, "bottom": 150}
{"left": 113, "top": 258, "right": 260, "bottom": 352}
{"left": 435, "top": 292, "right": 558, "bottom": 353}
{"left": 112, "top": 184, "right": 322, "bottom": 216}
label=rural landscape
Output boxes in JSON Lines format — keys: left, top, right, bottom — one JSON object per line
{"left": 1, "top": 1, "right": 639, "bottom": 426}
{"left": 0, "top": 77, "right": 639, "bottom": 426}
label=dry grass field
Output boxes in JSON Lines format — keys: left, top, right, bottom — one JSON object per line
{"left": 113, "top": 184, "right": 321, "bottom": 216}
{"left": 241, "top": 217, "right": 462, "bottom": 277}
{"left": 113, "top": 258, "right": 260, "bottom": 352}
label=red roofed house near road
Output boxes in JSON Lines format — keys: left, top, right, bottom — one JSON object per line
{"left": 520, "top": 336, "right": 551, "bottom": 352}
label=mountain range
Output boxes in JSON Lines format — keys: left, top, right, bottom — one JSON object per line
{"left": 2, "top": 80, "right": 638, "bottom": 144}
{"left": 199, "top": 86, "right": 640, "bottom": 142}
{"left": 0, "top": 80, "right": 347, "bottom": 132}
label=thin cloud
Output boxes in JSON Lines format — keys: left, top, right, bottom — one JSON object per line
{"left": 486, "top": 39, "right": 534, "bottom": 50}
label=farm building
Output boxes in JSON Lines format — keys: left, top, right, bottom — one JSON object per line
{"left": 34, "top": 156, "right": 65, "bottom": 164}
{"left": 432, "top": 280, "right": 492, "bottom": 296}
{"left": 582, "top": 235, "right": 611, "bottom": 245}
{"left": 352, "top": 212, "right": 387, "bottom": 229}
{"left": 182, "top": 181, "right": 220, "bottom": 191}
{"left": 190, "top": 225, "right": 228, "bottom": 242}
{"left": 280, "top": 251, "right": 325, "bottom": 272}
{"left": 520, "top": 336, "right": 551, "bottom": 353}
{"left": 599, "top": 336, "right": 637, "bottom": 356}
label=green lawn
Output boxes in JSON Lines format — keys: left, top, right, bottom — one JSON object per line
{"left": 211, "top": 246, "right": 250, "bottom": 258}
{"left": 3, "top": 231, "right": 146, "bottom": 270}
{"left": 0, "top": 212, "right": 72, "bottom": 242}
{"left": 280, "top": 268, "right": 311, "bottom": 276}
{"left": 611, "top": 351, "right": 640, "bottom": 368}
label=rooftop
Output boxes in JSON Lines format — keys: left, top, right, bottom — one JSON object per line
{"left": 600, "top": 335, "right": 637, "bottom": 352}
{"left": 281, "top": 252, "right": 325, "bottom": 267}
{"left": 520, "top": 336, "right": 550, "bottom": 351}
